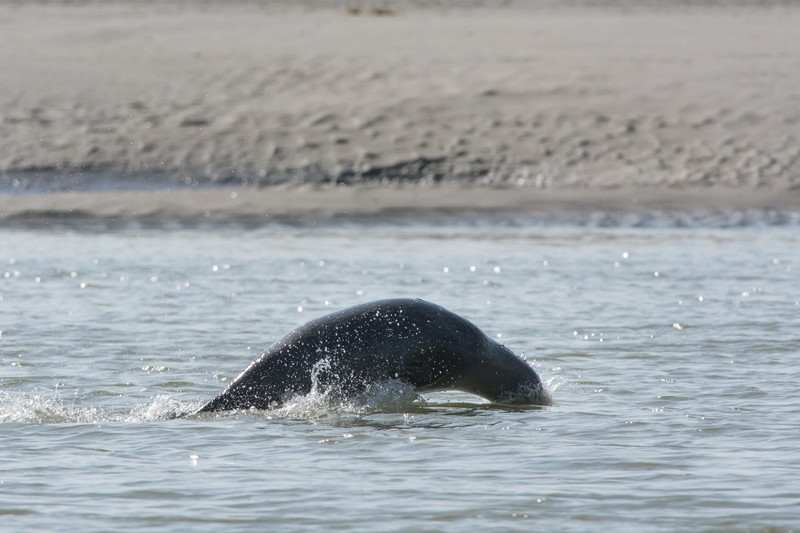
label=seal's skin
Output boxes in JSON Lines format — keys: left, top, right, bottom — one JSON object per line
{"left": 198, "top": 299, "right": 545, "bottom": 412}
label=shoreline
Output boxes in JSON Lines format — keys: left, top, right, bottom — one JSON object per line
{"left": 2, "top": 184, "right": 799, "bottom": 229}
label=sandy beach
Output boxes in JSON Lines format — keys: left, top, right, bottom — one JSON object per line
{"left": 1, "top": 0, "right": 799, "bottom": 223}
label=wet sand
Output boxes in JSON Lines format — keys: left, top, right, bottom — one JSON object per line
{"left": 2, "top": 185, "right": 798, "bottom": 228}
{"left": 1, "top": 1, "right": 799, "bottom": 222}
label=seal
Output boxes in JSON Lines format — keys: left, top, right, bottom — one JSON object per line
{"left": 198, "top": 298, "right": 547, "bottom": 412}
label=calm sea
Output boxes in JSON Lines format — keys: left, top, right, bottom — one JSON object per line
{"left": 1, "top": 215, "right": 798, "bottom": 532}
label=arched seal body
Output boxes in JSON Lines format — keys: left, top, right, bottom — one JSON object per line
{"left": 198, "top": 298, "right": 546, "bottom": 412}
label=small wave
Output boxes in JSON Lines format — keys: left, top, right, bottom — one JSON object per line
{"left": 4, "top": 208, "right": 799, "bottom": 232}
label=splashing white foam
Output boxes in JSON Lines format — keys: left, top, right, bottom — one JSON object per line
{"left": 275, "top": 379, "right": 420, "bottom": 421}
{"left": 124, "top": 394, "right": 199, "bottom": 422}
{"left": 0, "top": 390, "right": 199, "bottom": 424}
{"left": 0, "top": 390, "right": 105, "bottom": 424}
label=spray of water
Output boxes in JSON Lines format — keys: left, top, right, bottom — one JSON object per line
{"left": 0, "top": 389, "right": 200, "bottom": 423}
{"left": 1, "top": 360, "right": 557, "bottom": 423}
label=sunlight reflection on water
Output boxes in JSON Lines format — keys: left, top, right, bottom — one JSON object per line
{"left": 1, "top": 220, "right": 799, "bottom": 531}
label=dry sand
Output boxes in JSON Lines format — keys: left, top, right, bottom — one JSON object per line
{"left": 1, "top": 0, "right": 799, "bottom": 223}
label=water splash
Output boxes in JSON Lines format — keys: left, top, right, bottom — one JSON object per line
{"left": 0, "top": 389, "right": 105, "bottom": 424}
{"left": 275, "top": 379, "right": 420, "bottom": 421}
{"left": 0, "top": 390, "right": 200, "bottom": 424}
{"left": 543, "top": 375, "right": 566, "bottom": 401}
{"left": 2, "top": 363, "right": 557, "bottom": 424}
{"left": 124, "top": 394, "right": 200, "bottom": 422}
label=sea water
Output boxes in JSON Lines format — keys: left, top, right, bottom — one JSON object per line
{"left": 1, "top": 216, "right": 798, "bottom": 532}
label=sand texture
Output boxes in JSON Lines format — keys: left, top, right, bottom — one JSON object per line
{"left": 1, "top": 1, "right": 800, "bottom": 218}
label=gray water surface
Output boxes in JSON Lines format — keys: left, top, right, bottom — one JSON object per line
{"left": 1, "top": 220, "right": 798, "bottom": 531}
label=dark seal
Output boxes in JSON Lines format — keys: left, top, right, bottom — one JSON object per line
{"left": 198, "top": 298, "right": 547, "bottom": 412}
